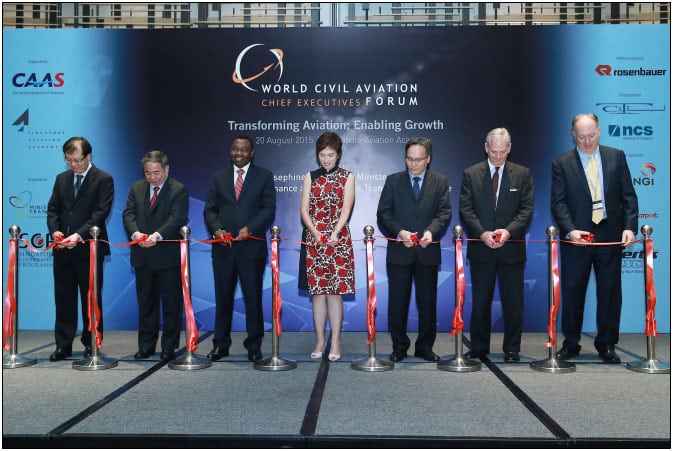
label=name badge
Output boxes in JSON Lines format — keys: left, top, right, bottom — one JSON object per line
{"left": 592, "top": 200, "right": 604, "bottom": 210}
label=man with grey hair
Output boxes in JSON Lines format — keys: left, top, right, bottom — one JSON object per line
{"left": 460, "top": 128, "right": 534, "bottom": 362}
{"left": 123, "top": 150, "right": 189, "bottom": 361}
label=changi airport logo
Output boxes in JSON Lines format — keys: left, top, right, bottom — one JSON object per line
{"left": 8, "top": 191, "right": 32, "bottom": 219}
{"left": 633, "top": 162, "right": 655, "bottom": 187}
{"left": 595, "top": 64, "right": 667, "bottom": 77}
{"left": 595, "top": 102, "right": 666, "bottom": 114}
{"left": 12, "top": 72, "right": 65, "bottom": 88}
{"left": 232, "top": 44, "right": 284, "bottom": 92}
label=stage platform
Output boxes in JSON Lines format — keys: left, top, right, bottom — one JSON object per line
{"left": 2, "top": 330, "right": 670, "bottom": 448}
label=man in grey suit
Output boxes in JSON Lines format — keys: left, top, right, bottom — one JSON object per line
{"left": 123, "top": 150, "right": 189, "bottom": 361}
{"left": 459, "top": 128, "right": 534, "bottom": 362}
{"left": 551, "top": 113, "right": 638, "bottom": 364}
{"left": 47, "top": 137, "right": 114, "bottom": 361}
{"left": 204, "top": 136, "right": 276, "bottom": 362}
{"left": 377, "top": 137, "right": 452, "bottom": 362}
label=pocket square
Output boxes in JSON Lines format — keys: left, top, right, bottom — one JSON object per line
{"left": 509, "top": 188, "right": 519, "bottom": 191}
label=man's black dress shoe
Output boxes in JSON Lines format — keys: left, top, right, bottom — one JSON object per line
{"left": 49, "top": 348, "right": 72, "bottom": 361}
{"left": 504, "top": 352, "right": 520, "bottom": 362}
{"left": 414, "top": 350, "right": 440, "bottom": 362}
{"left": 207, "top": 347, "right": 229, "bottom": 361}
{"left": 83, "top": 346, "right": 93, "bottom": 358}
{"left": 248, "top": 351, "right": 263, "bottom": 362}
{"left": 160, "top": 349, "right": 176, "bottom": 361}
{"left": 598, "top": 347, "right": 621, "bottom": 364}
{"left": 134, "top": 348, "right": 155, "bottom": 360}
{"left": 556, "top": 347, "right": 580, "bottom": 360}
{"left": 389, "top": 352, "right": 406, "bottom": 362}
{"left": 464, "top": 351, "right": 484, "bottom": 359}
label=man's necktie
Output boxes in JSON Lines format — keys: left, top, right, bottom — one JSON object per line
{"left": 74, "top": 174, "right": 83, "bottom": 197}
{"left": 235, "top": 169, "right": 245, "bottom": 200}
{"left": 150, "top": 186, "right": 159, "bottom": 208}
{"left": 587, "top": 154, "right": 603, "bottom": 224}
{"left": 412, "top": 176, "right": 421, "bottom": 200}
{"left": 492, "top": 166, "right": 500, "bottom": 205}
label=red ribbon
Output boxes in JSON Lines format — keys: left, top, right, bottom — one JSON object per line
{"left": 546, "top": 238, "right": 561, "bottom": 348}
{"left": 409, "top": 232, "right": 419, "bottom": 248}
{"left": 180, "top": 240, "right": 199, "bottom": 352}
{"left": 3, "top": 238, "right": 18, "bottom": 351}
{"left": 365, "top": 238, "right": 378, "bottom": 344}
{"left": 450, "top": 238, "right": 465, "bottom": 335}
{"left": 645, "top": 237, "right": 659, "bottom": 337}
{"left": 87, "top": 239, "right": 103, "bottom": 349}
{"left": 271, "top": 237, "right": 283, "bottom": 336}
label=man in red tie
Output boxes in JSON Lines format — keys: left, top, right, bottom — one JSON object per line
{"left": 122, "top": 150, "right": 189, "bottom": 361}
{"left": 204, "top": 136, "right": 276, "bottom": 362}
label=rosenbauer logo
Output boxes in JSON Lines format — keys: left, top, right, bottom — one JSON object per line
{"left": 595, "top": 64, "right": 667, "bottom": 77}
{"left": 232, "top": 44, "right": 284, "bottom": 92}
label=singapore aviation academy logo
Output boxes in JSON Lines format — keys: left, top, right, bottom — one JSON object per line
{"left": 232, "top": 44, "right": 284, "bottom": 92}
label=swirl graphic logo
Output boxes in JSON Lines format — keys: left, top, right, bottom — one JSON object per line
{"left": 641, "top": 162, "right": 656, "bottom": 177}
{"left": 232, "top": 44, "right": 284, "bottom": 92}
{"left": 9, "top": 191, "right": 32, "bottom": 219}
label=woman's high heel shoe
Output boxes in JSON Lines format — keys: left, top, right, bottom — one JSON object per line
{"left": 311, "top": 344, "right": 326, "bottom": 359}
{"left": 328, "top": 353, "right": 341, "bottom": 362}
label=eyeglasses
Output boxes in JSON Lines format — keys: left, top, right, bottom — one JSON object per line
{"left": 64, "top": 156, "right": 87, "bottom": 164}
{"left": 405, "top": 156, "right": 428, "bottom": 164}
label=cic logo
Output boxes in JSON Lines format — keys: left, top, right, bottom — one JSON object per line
{"left": 232, "top": 44, "right": 285, "bottom": 92}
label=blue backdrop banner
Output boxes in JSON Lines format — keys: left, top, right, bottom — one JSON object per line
{"left": 3, "top": 25, "right": 670, "bottom": 335}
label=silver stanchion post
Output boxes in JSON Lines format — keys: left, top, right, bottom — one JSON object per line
{"left": 2, "top": 225, "right": 37, "bottom": 369}
{"left": 256, "top": 226, "right": 297, "bottom": 371}
{"left": 351, "top": 225, "right": 393, "bottom": 372}
{"left": 627, "top": 225, "right": 670, "bottom": 374}
{"left": 531, "top": 226, "right": 575, "bottom": 373}
{"left": 169, "top": 226, "right": 211, "bottom": 370}
{"left": 73, "top": 226, "right": 118, "bottom": 370}
{"left": 438, "top": 225, "right": 480, "bottom": 372}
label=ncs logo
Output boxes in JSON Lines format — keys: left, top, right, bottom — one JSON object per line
{"left": 12, "top": 72, "right": 65, "bottom": 88}
{"left": 607, "top": 125, "right": 653, "bottom": 137}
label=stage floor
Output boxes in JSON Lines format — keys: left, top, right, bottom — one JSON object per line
{"left": 2, "top": 330, "right": 670, "bottom": 448}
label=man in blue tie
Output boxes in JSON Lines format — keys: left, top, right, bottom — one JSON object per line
{"left": 377, "top": 137, "right": 452, "bottom": 362}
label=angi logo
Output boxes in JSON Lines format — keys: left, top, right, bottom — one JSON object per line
{"left": 232, "top": 44, "right": 284, "bottom": 92}
{"left": 640, "top": 162, "right": 656, "bottom": 177}
{"left": 595, "top": 65, "right": 612, "bottom": 76}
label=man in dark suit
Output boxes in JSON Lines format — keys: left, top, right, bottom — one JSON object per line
{"left": 552, "top": 113, "right": 638, "bottom": 364}
{"left": 123, "top": 150, "right": 188, "bottom": 361}
{"left": 47, "top": 137, "right": 114, "bottom": 361}
{"left": 377, "top": 137, "right": 452, "bottom": 362}
{"left": 204, "top": 136, "right": 276, "bottom": 362}
{"left": 459, "top": 128, "right": 534, "bottom": 362}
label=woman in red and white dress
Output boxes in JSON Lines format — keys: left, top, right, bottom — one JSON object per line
{"left": 300, "top": 132, "right": 355, "bottom": 362}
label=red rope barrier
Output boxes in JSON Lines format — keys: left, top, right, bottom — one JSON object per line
{"left": 545, "top": 238, "right": 561, "bottom": 348}
{"left": 271, "top": 237, "right": 283, "bottom": 336}
{"left": 180, "top": 240, "right": 199, "bottom": 352}
{"left": 645, "top": 237, "right": 659, "bottom": 337}
{"left": 365, "top": 238, "right": 378, "bottom": 344}
{"left": 449, "top": 238, "right": 465, "bottom": 335}
{"left": 87, "top": 239, "right": 103, "bottom": 349}
{"left": 2, "top": 238, "right": 17, "bottom": 351}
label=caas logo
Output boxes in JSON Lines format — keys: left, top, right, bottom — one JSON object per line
{"left": 8, "top": 191, "right": 32, "bottom": 219}
{"left": 232, "top": 44, "right": 284, "bottom": 92}
{"left": 633, "top": 162, "right": 655, "bottom": 187}
{"left": 12, "top": 72, "right": 65, "bottom": 88}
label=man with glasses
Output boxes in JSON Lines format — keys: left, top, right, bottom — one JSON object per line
{"left": 204, "top": 136, "right": 276, "bottom": 362}
{"left": 377, "top": 137, "right": 451, "bottom": 362}
{"left": 46, "top": 137, "right": 114, "bottom": 361}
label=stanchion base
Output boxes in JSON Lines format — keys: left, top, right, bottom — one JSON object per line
{"left": 254, "top": 355, "right": 297, "bottom": 371}
{"left": 350, "top": 356, "right": 394, "bottom": 372}
{"left": 72, "top": 355, "right": 118, "bottom": 371}
{"left": 168, "top": 353, "right": 212, "bottom": 371}
{"left": 437, "top": 356, "right": 481, "bottom": 372}
{"left": 530, "top": 357, "right": 575, "bottom": 373}
{"left": 3, "top": 354, "right": 38, "bottom": 369}
{"left": 626, "top": 359, "right": 670, "bottom": 374}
